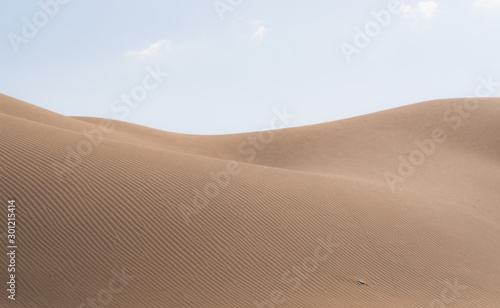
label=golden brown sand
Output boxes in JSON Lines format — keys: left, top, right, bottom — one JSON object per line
{"left": 0, "top": 93, "right": 499, "bottom": 307}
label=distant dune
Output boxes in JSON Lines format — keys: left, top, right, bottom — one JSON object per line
{"left": 0, "top": 93, "right": 499, "bottom": 307}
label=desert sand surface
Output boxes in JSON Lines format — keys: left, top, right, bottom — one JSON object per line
{"left": 0, "top": 93, "right": 499, "bottom": 307}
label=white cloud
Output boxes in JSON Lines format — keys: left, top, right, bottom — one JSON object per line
{"left": 250, "top": 20, "right": 267, "bottom": 45}
{"left": 417, "top": 1, "right": 438, "bottom": 18}
{"left": 475, "top": 0, "right": 500, "bottom": 7}
{"left": 126, "top": 39, "right": 171, "bottom": 58}
{"left": 402, "top": 1, "right": 438, "bottom": 24}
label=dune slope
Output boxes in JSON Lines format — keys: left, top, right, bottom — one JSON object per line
{"left": 0, "top": 94, "right": 499, "bottom": 307}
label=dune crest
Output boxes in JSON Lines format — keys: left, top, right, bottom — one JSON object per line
{"left": 1, "top": 94, "right": 499, "bottom": 307}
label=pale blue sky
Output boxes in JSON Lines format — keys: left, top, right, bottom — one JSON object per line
{"left": 1, "top": 0, "right": 499, "bottom": 134}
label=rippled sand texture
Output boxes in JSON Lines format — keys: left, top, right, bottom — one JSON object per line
{"left": 0, "top": 94, "right": 499, "bottom": 307}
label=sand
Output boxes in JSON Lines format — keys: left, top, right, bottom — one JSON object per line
{"left": 0, "top": 93, "right": 499, "bottom": 307}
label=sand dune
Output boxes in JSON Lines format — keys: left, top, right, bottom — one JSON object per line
{"left": 0, "top": 93, "right": 499, "bottom": 307}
